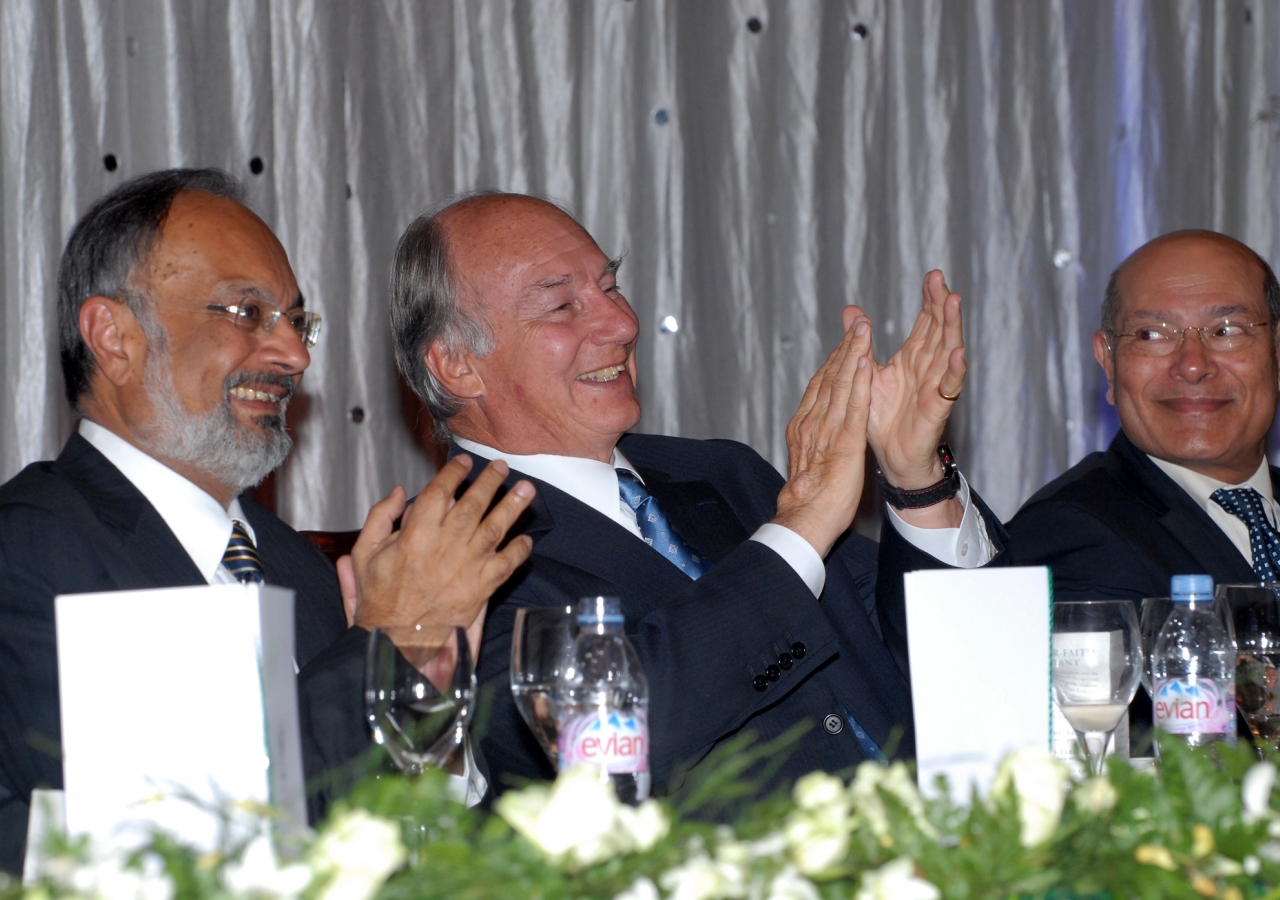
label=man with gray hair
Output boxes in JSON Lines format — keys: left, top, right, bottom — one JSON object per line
{"left": 1009, "top": 230, "right": 1280, "bottom": 601}
{"left": 0, "top": 169, "right": 536, "bottom": 873}
{"left": 390, "top": 192, "right": 1007, "bottom": 796}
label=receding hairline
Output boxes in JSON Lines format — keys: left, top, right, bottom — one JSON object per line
{"left": 1117, "top": 230, "right": 1267, "bottom": 293}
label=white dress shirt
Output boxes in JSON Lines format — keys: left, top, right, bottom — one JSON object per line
{"left": 454, "top": 437, "right": 992, "bottom": 597}
{"left": 80, "top": 419, "right": 253, "bottom": 583}
{"left": 1149, "top": 454, "right": 1278, "bottom": 566}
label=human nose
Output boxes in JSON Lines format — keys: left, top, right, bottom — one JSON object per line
{"left": 257, "top": 314, "right": 311, "bottom": 374}
{"left": 1169, "top": 325, "right": 1214, "bottom": 382}
{"left": 590, "top": 289, "right": 639, "bottom": 345}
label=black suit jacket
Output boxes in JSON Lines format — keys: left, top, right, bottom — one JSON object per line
{"left": 464, "top": 432, "right": 1008, "bottom": 798}
{"left": 0, "top": 433, "right": 348, "bottom": 874}
{"left": 1006, "top": 430, "right": 1268, "bottom": 600}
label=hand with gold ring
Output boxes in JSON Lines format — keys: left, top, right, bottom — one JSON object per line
{"left": 850, "top": 270, "right": 967, "bottom": 527}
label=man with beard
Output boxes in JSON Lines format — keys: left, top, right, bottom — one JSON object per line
{"left": 0, "top": 169, "right": 536, "bottom": 874}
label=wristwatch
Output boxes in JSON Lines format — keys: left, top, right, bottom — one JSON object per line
{"left": 877, "top": 442, "right": 961, "bottom": 510}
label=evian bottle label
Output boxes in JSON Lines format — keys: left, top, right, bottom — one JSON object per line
{"left": 1152, "top": 678, "right": 1236, "bottom": 735}
{"left": 557, "top": 708, "right": 649, "bottom": 774}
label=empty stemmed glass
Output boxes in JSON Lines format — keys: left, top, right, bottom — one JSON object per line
{"left": 1218, "top": 583, "right": 1280, "bottom": 753}
{"left": 365, "top": 626, "right": 475, "bottom": 774}
{"left": 509, "top": 606, "right": 577, "bottom": 768}
{"left": 1053, "top": 600, "right": 1143, "bottom": 775}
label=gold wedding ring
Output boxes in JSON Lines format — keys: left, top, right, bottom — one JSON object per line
{"left": 939, "top": 387, "right": 962, "bottom": 402}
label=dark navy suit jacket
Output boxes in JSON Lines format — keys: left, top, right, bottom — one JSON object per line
{"left": 463, "top": 432, "right": 1008, "bottom": 798}
{"left": 1007, "top": 430, "right": 1271, "bottom": 600}
{"left": 0, "top": 433, "right": 348, "bottom": 875}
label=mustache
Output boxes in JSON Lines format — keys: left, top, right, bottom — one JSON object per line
{"left": 224, "top": 371, "right": 296, "bottom": 402}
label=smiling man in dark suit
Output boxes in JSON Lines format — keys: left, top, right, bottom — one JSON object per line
{"left": 0, "top": 169, "right": 536, "bottom": 875}
{"left": 1008, "top": 231, "right": 1280, "bottom": 600}
{"left": 387, "top": 192, "right": 1008, "bottom": 797}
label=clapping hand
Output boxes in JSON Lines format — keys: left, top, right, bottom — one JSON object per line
{"left": 337, "top": 454, "right": 535, "bottom": 686}
{"left": 774, "top": 314, "right": 875, "bottom": 558}
{"left": 862, "top": 269, "right": 966, "bottom": 527}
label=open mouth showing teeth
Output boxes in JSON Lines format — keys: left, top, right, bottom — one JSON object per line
{"left": 577, "top": 365, "right": 626, "bottom": 383}
{"left": 230, "top": 386, "right": 280, "bottom": 403}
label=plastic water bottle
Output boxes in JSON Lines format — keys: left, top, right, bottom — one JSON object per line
{"left": 555, "top": 596, "right": 651, "bottom": 803}
{"left": 1151, "top": 574, "right": 1237, "bottom": 747}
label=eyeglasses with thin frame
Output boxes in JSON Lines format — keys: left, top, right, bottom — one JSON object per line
{"left": 1110, "top": 317, "right": 1270, "bottom": 357}
{"left": 206, "top": 300, "right": 323, "bottom": 348}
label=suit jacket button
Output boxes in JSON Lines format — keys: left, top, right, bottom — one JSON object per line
{"left": 823, "top": 714, "right": 844, "bottom": 734}
{"left": 777, "top": 652, "right": 793, "bottom": 670}
{"left": 791, "top": 641, "right": 806, "bottom": 659}
{"left": 766, "top": 664, "right": 781, "bottom": 681}
{"left": 753, "top": 674, "right": 769, "bottom": 692}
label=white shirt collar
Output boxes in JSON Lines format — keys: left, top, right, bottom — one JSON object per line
{"left": 79, "top": 419, "right": 251, "bottom": 583}
{"left": 1148, "top": 454, "right": 1275, "bottom": 509}
{"left": 453, "top": 436, "right": 641, "bottom": 531}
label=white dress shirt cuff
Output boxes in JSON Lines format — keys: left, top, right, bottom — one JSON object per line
{"left": 884, "top": 474, "right": 992, "bottom": 568}
{"left": 751, "top": 523, "right": 827, "bottom": 598}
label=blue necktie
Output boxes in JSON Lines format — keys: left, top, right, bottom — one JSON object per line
{"left": 1211, "top": 487, "right": 1280, "bottom": 581}
{"left": 223, "top": 520, "right": 265, "bottom": 584}
{"left": 616, "top": 470, "right": 710, "bottom": 579}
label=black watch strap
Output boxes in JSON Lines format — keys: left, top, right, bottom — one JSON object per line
{"left": 877, "top": 442, "right": 961, "bottom": 510}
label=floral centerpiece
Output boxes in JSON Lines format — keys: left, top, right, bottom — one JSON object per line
{"left": 9, "top": 735, "right": 1280, "bottom": 900}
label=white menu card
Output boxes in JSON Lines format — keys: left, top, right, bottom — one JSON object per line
{"left": 905, "top": 566, "right": 1053, "bottom": 797}
{"left": 55, "top": 583, "right": 305, "bottom": 853}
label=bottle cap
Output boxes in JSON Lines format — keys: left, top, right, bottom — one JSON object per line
{"left": 578, "top": 595, "right": 624, "bottom": 624}
{"left": 1170, "top": 574, "right": 1214, "bottom": 604}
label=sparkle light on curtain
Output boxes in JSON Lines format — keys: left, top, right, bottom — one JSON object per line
{"left": 4, "top": 1, "right": 1280, "bottom": 530}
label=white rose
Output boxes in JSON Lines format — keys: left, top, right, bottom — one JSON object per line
{"left": 223, "top": 835, "right": 314, "bottom": 899}
{"left": 615, "top": 876, "right": 661, "bottom": 900}
{"left": 1073, "top": 776, "right": 1118, "bottom": 815}
{"left": 991, "top": 746, "right": 1070, "bottom": 848}
{"left": 1244, "top": 762, "right": 1277, "bottom": 823}
{"left": 784, "top": 811, "right": 850, "bottom": 875}
{"left": 659, "top": 851, "right": 748, "bottom": 900}
{"left": 793, "top": 771, "right": 847, "bottom": 812}
{"left": 617, "top": 800, "right": 671, "bottom": 852}
{"left": 765, "top": 865, "right": 821, "bottom": 900}
{"left": 498, "top": 764, "right": 621, "bottom": 866}
{"left": 855, "top": 857, "right": 940, "bottom": 900}
{"left": 310, "top": 809, "right": 406, "bottom": 900}
{"left": 64, "top": 850, "right": 174, "bottom": 900}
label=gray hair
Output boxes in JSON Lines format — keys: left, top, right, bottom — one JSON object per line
{"left": 1100, "top": 232, "right": 1280, "bottom": 344}
{"left": 58, "top": 168, "right": 245, "bottom": 407}
{"left": 389, "top": 197, "right": 499, "bottom": 440}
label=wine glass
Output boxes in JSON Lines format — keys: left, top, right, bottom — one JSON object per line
{"left": 1053, "top": 600, "right": 1143, "bottom": 775}
{"left": 365, "top": 626, "right": 474, "bottom": 774}
{"left": 1140, "top": 597, "right": 1173, "bottom": 696}
{"left": 510, "top": 605, "right": 576, "bottom": 767}
{"left": 1217, "top": 583, "right": 1280, "bottom": 753}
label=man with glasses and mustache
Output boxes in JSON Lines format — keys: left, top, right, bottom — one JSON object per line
{"left": 0, "top": 169, "right": 536, "bottom": 875}
{"left": 1009, "top": 230, "right": 1280, "bottom": 602}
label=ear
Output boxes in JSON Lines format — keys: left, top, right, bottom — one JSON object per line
{"left": 425, "top": 337, "right": 484, "bottom": 401}
{"left": 1092, "top": 330, "right": 1117, "bottom": 406}
{"left": 79, "top": 296, "right": 147, "bottom": 388}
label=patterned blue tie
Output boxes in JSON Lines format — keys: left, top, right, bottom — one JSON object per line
{"left": 616, "top": 470, "right": 710, "bottom": 579}
{"left": 1211, "top": 487, "right": 1280, "bottom": 581}
{"left": 222, "top": 520, "right": 265, "bottom": 584}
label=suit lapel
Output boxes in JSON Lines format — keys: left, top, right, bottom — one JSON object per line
{"left": 632, "top": 465, "right": 748, "bottom": 564}
{"left": 53, "top": 433, "right": 206, "bottom": 588}
{"left": 1110, "top": 433, "right": 1258, "bottom": 583}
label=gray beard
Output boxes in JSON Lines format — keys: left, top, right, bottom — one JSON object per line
{"left": 136, "top": 347, "right": 295, "bottom": 493}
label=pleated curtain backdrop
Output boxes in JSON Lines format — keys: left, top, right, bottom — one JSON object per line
{"left": 4, "top": 1, "right": 1280, "bottom": 531}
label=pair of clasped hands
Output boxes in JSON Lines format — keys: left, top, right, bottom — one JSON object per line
{"left": 338, "top": 271, "right": 966, "bottom": 687}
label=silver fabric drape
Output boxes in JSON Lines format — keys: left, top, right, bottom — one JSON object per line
{"left": 4, "top": 1, "right": 1280, "bottom": 529}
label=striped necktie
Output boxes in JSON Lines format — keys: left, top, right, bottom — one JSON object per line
{"left": 1211, "top": 487, "right": 1280, "bottom": 581}
{"left": 616, "top": 470, "right": 710, "bottom": 579}
{"left": 223, "top": 520, "right": 265, "bottom": 584}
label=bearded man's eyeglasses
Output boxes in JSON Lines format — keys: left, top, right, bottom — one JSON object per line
{"left": 1111, "top": 318, "right": 1270, "bottom": 357}
{"left": 207, "top": 300, "right": 323, "bottom": 348}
